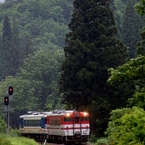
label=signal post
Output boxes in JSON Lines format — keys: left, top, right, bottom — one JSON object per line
{"left": 4, "top": 86, "right": 13, "bottom": 135}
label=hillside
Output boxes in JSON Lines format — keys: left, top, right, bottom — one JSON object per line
{"left": 0, "top": 0, "right": 73, "bottom": 50}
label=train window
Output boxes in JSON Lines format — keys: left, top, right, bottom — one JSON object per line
{"left": 81, "top": 117, "right": 89, "bottom": 122}
{"left": 27, "top": 120, "right": 29, "bottom": 126}
{"left": 23, "top": 120, "right": 41, "bottom": 126}
{"left": 37, "top": 120, "right": 40, "bottom": 126}
{"left": 24, "top": 120, "right": 27, "bottom": 126}
{"left": 36, "top": 120, "right": 38, "bottom": 126}
{"left": 33, "top": 120, "right": 35, "bottom": 126}
{"left": 29, "top": 120, "right": 33, "bottom": 126}
{"left": 49, "top": 119, "right": 61, "bottom": 125}
{"left": 64, "top": 117, "right": 73, "bottom": 122}
{"left": 32, "top": 120, "right": 35, "bottom": 126}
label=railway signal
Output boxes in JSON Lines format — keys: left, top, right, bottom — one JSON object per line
{"left": 8, "top": 86, "right": 13, "bottom": 95}
{"left": 4, "top": 86, "right": 13, "bottom": 135}
{"left": 4, "top": 96, "right": 9, "bottom": 105}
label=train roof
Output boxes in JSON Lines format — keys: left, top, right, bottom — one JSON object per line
{"left": 19, "top": 110, "right": 89, "bottom": 118}
{"left": 48, "top": 110, "right": 89, "bottom": 117}
{"left": 19, "top": 111, "right": 52, "bottom": 118}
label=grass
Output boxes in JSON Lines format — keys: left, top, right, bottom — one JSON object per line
{"left": 0, "top": 135, "right": 38, "bottom": 145}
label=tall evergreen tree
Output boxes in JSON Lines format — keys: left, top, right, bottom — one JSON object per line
{"left": 11, "top": 17, "right": 21, "bottom": 74}
{"left": 121, "top": 0, "right": 142, "bottom": 58}
{"left": 60, "top": 0, "right": 128, "bottom": 136}
{"left": 0, "top": 15, "right": 13, "bottom": 80}
{"left": 0, "top": 16, "right": 22, "bottom": 80}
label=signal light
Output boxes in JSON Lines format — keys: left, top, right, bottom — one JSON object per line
{"left": 8, "top": 86, "right": 13, "bottom": 95}
{"left": 4, "top": 96, "right": 9, "bottom": 105}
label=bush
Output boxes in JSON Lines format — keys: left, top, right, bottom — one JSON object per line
{"left": 95, "top": 138, "right": 109, "bottom": 145}
{"left": 106, "top": 107, "right": 145, "bottom": 145}
{"left": 88, "top": 134, "right": 97, "bottom": 143}
{"left": 0, "top": 117, "right": 6, "bottom": 134}
{"left": 9, "top": 128, "right": 21, "bottom": 137}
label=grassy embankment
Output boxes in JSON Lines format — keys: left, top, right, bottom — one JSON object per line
{"left": 0, "top": 135, "right": 38, "bottom": 145}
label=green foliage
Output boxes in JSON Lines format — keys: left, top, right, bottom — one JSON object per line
{"left": 0, "top": 136, "right": 38, "bottom": 145}
{"left": 108, "top": 55, "right": 145, "bottom": 108}
{"left": 0, "top": 75, "right": 36, "bottom": 128}
{"left": 135, "top": 0, "right": 145, "bottom": 15}
{"left": 1, "top": 76, "right": 35, "bottom": 111}
{"left": 0, "top": 0, "right": 71, "bottom": 119}
{"left": 113, "top": 0, "right": 144, "bottom": 48}
{"left": 108, "top": 55, "right": 145, "bottom": 83}
{"left": 9, "top": 129, "right": 21, "bottom": 137}
{"left": 121, "top": 0, "right": 141, "bottom": 58}
{"left": 0, "top": 117, "right": 6, "bottom": 134}
{"left": 0, "top": 0, "right": 72, "bottom": 82}
{"left": 88, "top": 134, "right": 97, "bottom": 143}
{"left": 137, "top": 26, "right": 145, "bottom": 55}
{"left": 0, "top": 49, "right": 64, "bottom": 128}
{"left": 0, "top": 0, "right": 73, "bottom": 50}
{"left": 19, "top": 49, "right": 64, "bottom": 111}
{"left": 95, "top": 138, "right": 109, "bottom": 145}
{"left": 0, "top": 15, "right": 13, "bottom": 79}
{"left": 128, "top": 86, "right": 145, "bottom": 109}
{"left": 106, "top": 107, "right": 145, "bottom": 145}
{"left": 113, "top": 0, "right": 127, "bottom": 37}
{"left": 89, "top": 136, "right": 109, "bottom": 145}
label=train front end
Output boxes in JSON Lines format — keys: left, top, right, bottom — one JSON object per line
{"left": 64, "top": 110, "right": 90, "bottom": 143}
{"left": 46, "top": 110, "right": 90, "bottom": 144}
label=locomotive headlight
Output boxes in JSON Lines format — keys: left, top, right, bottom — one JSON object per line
{"left": 83, "top": 112, "right": 88, "bottom": 116}
{"left": 66, "top": 113, "right": 70, "bottom": 117}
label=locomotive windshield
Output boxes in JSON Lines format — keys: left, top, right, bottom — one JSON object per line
{"left": 64, "top": 117, "right": 73, "bottom": 122}
{"left": 64, "top": 117, "right": 89, "bottom": 123}
{"left": 81, "top": 116, "right": 89, "bottom": 121}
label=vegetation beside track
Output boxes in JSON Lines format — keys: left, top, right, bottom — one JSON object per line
{"left": 0, "top": 135, "right": 38, "bottom": 145}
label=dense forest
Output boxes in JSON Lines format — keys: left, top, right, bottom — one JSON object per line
{"left": 0, "top": 0, "right": 73, "bottom": 128}
{"left": 0, "top": 0, "right": 144, "bottom": 141}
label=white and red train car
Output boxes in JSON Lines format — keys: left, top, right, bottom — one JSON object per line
{"left": 46, "top": 110, "right": 90, "bottom": 144}
{"left": 19, "top": 110, "right": 90, "bottom": 144}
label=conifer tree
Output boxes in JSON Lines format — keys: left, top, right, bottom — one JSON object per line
{"left": 11, "top": 17, "right": 21, "bottom": 74}
{"left": 0, "top": 15, "right": 21, "bottom": 80}
{"left": 121, "top": 0, "right": 142, "bottom": 58}
{"left": 60, "top": 0, "right": 128, "bottom": 136}
{"left": 0, "top": 15, "right": 13, "bottom": 80}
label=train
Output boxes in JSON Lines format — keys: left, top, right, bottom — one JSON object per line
{"left": 19, "top": 109, "right": 90, "bottom": 144}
